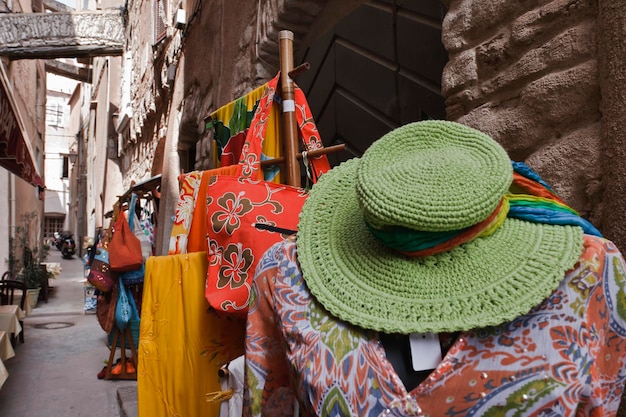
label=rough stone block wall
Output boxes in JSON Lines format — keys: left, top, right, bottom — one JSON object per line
{"left": 442, "top": 0, "right": 602, "bottom": 225}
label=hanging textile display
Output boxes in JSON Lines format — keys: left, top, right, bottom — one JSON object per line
{"left": 144, "top": 64, "right": 334, "bottom": 414}
{"left": 141, "top": 161, "right": 246, "bottom": 416}
{"left": 137, "top": 252, "right": 245, "bottom": 417}
{"left": 204, "top": 72, "right": 330, "bottom": 315}
{"left": 209, "top": 80, "right": 283, "bottom": 183}
{"left": 89, "top": 202, "right": 142, "bottom": 380}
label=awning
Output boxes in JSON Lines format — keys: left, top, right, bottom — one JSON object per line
{"left": 44, "top": 189, "right": 67, "bottom": 215}
{"left": 0, "top": 64, "right": 45, "bottom": 188}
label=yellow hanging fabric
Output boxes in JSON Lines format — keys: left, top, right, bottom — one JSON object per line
{"left": 137, "top": 252, "right": 245, "bottom": 417}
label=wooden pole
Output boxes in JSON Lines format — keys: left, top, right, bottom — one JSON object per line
{"left": 279, "top": 30, "right": 301, "bottom": 187}
{"left": 260, "top": 143, "right": 346, "bottom": 168}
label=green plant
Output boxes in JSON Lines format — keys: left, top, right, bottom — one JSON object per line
{"left": 7, "top": 212, "right": 49, "bottom": 289}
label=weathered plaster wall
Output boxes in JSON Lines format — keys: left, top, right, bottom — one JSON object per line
{"left": 442, "top": 0, "right": 604, "bottom": 230}
{"left": 120, "top": 0, "right": 170, "bottom": 191}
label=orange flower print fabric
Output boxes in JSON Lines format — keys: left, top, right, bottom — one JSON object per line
{"left": 244, "top": 235, "right": 626, "bottom": 416}
{"left": 205, "top": 176, "right": 308, "bottom": 316}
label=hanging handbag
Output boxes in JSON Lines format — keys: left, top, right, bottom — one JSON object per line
{"left": 109, "top": 211, "right": 144, "bottom": 272}
{"left": 115, "top": 278, "right": 132, "bottom": 330}
{"left": 87, "top": 226, "right": 119, "bottom": 292}
{"left": 128, "top": 193, "right": 153, "bottom": 259}
{"left": 96, "top": 283, "right": 118, "bottom": 333}
{"left": 205, "top": 72, "right": 330, "bottom": 316}
{"left": 120, "top": 194, "right": 147, "bottom": 286}
{"left": 109, "top": 279, "right": 141, "bottom": 348}
{"left": 88, "top": 245, "right": 118, "bottom": 292}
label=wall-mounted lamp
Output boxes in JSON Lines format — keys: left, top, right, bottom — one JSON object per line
{"left": 68, "top": 149, "right": 78, "bottom": 165}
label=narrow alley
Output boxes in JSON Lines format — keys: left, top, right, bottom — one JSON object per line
{"left": 0, "top": 249, "right": 137, "bottom": 417}
{"left": 0, "top": 1, "right": 626, "bottom": 416}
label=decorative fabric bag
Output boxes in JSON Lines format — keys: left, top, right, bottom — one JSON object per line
{"left": 205, "top": 72, "right": 330, "bottom": 316}
{"left": 109, "top": 213, "right": 144, "bottom": 272}
{"left": 88, "top": 246, "right": 119, "bottom": 292}
{"left": 138, "top": 200, "right": 156, "bottom": 246}
{"left": 110, "top": 278, "right": 140, "bottom": 348}
{"left": 120, "top": 264, "right": 145, "bottom": 286}
{"left": 115, "top": 278, "right": 132, "bottom": 330}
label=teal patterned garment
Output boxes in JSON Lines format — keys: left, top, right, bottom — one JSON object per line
{"left": 244, "top": 236, "right": 626, "bottom": 416}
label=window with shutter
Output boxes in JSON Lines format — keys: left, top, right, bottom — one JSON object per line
{"left": 153, "top": 0, "right": 168, "bottom": 44}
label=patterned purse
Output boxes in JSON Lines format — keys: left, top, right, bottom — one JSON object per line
{"left": 87, "top": 245, "right": 119, "bottom": 292}
{"left": 87, "top": 223, "right": 119, "bottom": 293}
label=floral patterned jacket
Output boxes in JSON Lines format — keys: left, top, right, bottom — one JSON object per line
{"left": 244, "top": 235, "right": 626, "bottom": 416}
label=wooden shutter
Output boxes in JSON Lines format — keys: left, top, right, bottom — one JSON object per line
{"left": 153, "top": 0, "right": 167, "bottom": 44}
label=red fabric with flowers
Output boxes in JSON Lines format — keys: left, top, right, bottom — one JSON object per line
{"left": 205, "top": 176, "right": 308, "bottom": 315}
{"left": 205, "top": 72, "right": 330, "bottom": 316}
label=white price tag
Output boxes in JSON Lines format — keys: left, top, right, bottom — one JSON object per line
{"left": 409, "top": 332, "right": 442, "bottom": 372}
{"left": 282, "top": 99, "right": 295, "bottom": 113}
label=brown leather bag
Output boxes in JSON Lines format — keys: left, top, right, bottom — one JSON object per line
{"left": 96, "top": 284, "right": 118, "bottom": 333}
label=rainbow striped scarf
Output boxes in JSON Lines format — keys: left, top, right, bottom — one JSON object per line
{"left": 366, "top": 161, "right": 602, "bottom": 257}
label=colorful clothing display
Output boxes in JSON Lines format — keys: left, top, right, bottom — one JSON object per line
{"left": 137, "top": 252, "right": 245, "bottom": 417}
{"left": 244, "top": 235, "right": 626, "bottom": 416}
{"left": 210, "top": 82, "right": 283, "bottom": 183}
{"left": 169, "top": 168, "right": 237, "bottom": 255}
{"left": 168, "top": 171, "right": 203, "bottom": 254}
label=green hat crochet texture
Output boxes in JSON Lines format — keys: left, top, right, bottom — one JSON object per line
{"left": 296, "top": 120, "right": 583, "bottom": 334}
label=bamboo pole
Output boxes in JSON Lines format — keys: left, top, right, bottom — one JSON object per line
{"left": 279, "top": 30, "right": 300, "bottom": 187}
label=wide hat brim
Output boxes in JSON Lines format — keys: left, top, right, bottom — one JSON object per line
{"left": 297, "top": 158, "right": 584, "bottom": 334}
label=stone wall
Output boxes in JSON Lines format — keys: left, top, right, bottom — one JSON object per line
{"left": 442, "top": 0, "right": 604, "bottom": 229}
{"left": 133, "top": 0, "right": 626, "bottom": 252}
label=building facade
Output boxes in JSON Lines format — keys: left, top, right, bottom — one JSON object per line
{"left": 43, "top": 71, "right": 78, "bottom": 243}
{"left": 0, "top": 0, "right": 47, "bottom": 270}
{"left": 108, "top": 0, "right": 626, "bottom": 258}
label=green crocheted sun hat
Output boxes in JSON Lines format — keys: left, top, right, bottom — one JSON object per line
{"left": 297, "top": 120, "right": 583, "bottom": 334}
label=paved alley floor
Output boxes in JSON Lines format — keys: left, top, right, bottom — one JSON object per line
{"left": 0, "top": 248, "right": 137, "bottom": 417}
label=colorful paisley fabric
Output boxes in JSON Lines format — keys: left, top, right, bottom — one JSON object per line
{"left": 244, "top": 235, "right": 626, "bottom": 416}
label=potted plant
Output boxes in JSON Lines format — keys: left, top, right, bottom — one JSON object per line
{"left": 7, "top": 212, "right": 50, "bottom": 309}
{"left": 20, "top": 247, "right": 48, "bottom": 306}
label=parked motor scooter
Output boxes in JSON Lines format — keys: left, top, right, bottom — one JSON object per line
{"left": 53, "top": 231, "right": 63, "bottom": 250}
{"left": 59, "top": 232, "right": 76, "bottom": 259}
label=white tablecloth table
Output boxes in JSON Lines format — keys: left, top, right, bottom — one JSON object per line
{"left": 0, "top": 330, "right": 14, "bottom": 361}
{"left": 0, "top": 305, "right": 22, "bottom": 340}
{"left": 10, "top": 289, "right": 32, "bottom": 316}
{"left": 0, "top": 327, "right": 14, "bottom": 391}
{"left": 0, "top": 357, "right": 7, "bottom": 390}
